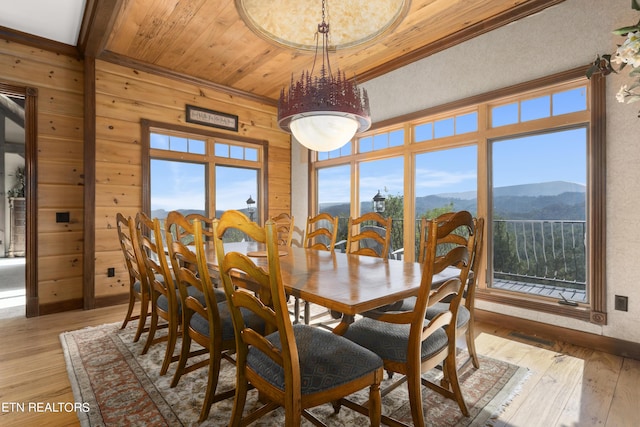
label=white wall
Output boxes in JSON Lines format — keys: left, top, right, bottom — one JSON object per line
{"left": 3, "top": 153, "right": 24, "bottom": 256}
{"left": 292, "top": 0, "right": 640, "bottom": 342}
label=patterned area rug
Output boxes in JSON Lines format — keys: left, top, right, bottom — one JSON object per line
{"left": 60, "top": 322, "right": 528, "bottom": 426}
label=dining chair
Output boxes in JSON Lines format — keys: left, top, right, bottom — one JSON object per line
{"left": 345, "top": 212, "right": 392, "bottom": 259}
{"left": 293, "top": 212, "right": 340, "bottom": 324}
{"left": 137, "top": 212, "right": 182, "bottom": 376}
{"left": 428, "top": 216, "right": 484, "bottom": 369}
{"left": 303, "top": 212, "right": 339, "bottom": 251}
{"left": 164, "top": 210, "right": 227, "bottom": 302}
{"left": 167, "top": 218, "right": 263, "bottom": 422}
{"left": 116, "top": 212, "right": 150, "bottom": 342}
{"left": 342, "top": 211, "right": 475, "bottom": 426}
{"left": 406, "top": 214, "right": 485, "bottom": 369}
{"left": 213, "top": 210, "right": 384, "bottom": 427}
{"left": 166, "top": 211, "right": 214, "bottom": 246}
{"left": 271, "top": 212, "right": 295, "bottom": 247}
{"left": 326, "top": 212, "right": 394, "bottom": 320}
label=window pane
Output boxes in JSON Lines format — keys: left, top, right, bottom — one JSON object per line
{"left": 215, "top": 165, "right": 259, "bottom": 225}
{"left": 150, "top": 159, "right": 206, "bottom": 220}
{"left": 491, "top": 128, "right": 587, "bottom": 302}
{"left": 414, "top": 122, "right": 433, "bottom": 142}
{"left": 389, "top": 129, "right": 404, "bottom": 147}
{"left": 521, "top": 96, "right": 550, "bottom": 122}
{"left": 171, "top": 136, "right": 188, "bottom": 152}
{"left": 189, "top": 139, "right": 206, "bottom": 154}
{"left": 230, "top": 145, "right": 244, "bottom": 160}
{"left": 317, "top": 165, "right": 351, "bottom": 243}
{"left": 456, "top": 112, "right": 478, "bottom": 134}
{"left": 415, "top": 147, "right": 477, "bottom": 258}
{"left": 340, "top": 141, "right": 352, "bottom": 156}
{"left": 245, "top": 147, "right": 258, "bottom": 161}
{"left": 434, "top": 117, "right": 454, "bottom": 138}
{"left": 150, "top": 133, "right": 169, "bottom": 150}
{"left": 373, "top": 134, "right": 387, "bottom": 150}
{"left": 215, "top": 143, "right": 229, "bottom": 157}
{"left": 553, "top": 87, "right": 587, "bottom": 115}
{"left": 359, "top": 157, "right": 404, "bottom": 255}
{"left": 491, "top": 103, "right": 518, "bottom": 127}
{"left": 359, "top": 136, "right": 373, "bottom": 153}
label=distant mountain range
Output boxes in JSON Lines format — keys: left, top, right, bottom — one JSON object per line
{"left": 320, "top": 181, "right": 586, "bottom": 221}
{"left": 152, "top": 181, "right": 586, "bottom": 222}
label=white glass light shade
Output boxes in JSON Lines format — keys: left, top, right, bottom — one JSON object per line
{"left": 290, "top": 114, "right": 359, "bottom": 152}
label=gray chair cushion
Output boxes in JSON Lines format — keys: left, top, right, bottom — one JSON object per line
{"left": 133, "top": 280, "right": 143, "bottom": 293}
{"left": 399, "top": 297, "right": 470, "bottom": 328}
{"left": 157, "top": 284, "right": 207, "bottom": 314}
{"left": 133, "top": 273, "right": 163, "bottom": 293}
{"left": 343, "top": 317, "right": 448, "bottom": 363}
{"left": 247, "top": 324, "right": 383, "bottom": 395}
{"left": 190, "top": 302, "right": 265, "bottom": 342}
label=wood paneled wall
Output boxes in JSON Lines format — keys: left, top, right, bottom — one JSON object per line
{"left": 0, "top": 39, "right": 85, "bottom": 311}
{"left": 1, "top": 39, "right": 291, "bottom": 313}
{"left": 93, "top": 60, "right": 291, "bottom": 303}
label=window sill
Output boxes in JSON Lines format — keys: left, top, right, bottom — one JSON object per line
{"left": 475, "top": 288, "right": 605, "bottom": 325}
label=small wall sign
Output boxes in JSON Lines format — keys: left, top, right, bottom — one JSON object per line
{"left": 185, "top": 104, "right": 238, "bottom": 132}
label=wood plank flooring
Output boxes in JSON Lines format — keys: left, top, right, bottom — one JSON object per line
{"left": 0, "top": 303, "right": 637, "bottom": 426}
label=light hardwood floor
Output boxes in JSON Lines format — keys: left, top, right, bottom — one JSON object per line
{"left": 0, "top": 303, "right": 638, "bottom": 427}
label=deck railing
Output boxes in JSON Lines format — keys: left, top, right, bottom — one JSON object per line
{"left": 492, "top": 219, "right": 587, "bottom": 290}
{"left": 334, "top": 216, "right": 587, "bottom": 291}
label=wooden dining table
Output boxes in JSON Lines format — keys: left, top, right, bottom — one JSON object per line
{"left": 205, "top": 241, "right": 459, "bottom": 334}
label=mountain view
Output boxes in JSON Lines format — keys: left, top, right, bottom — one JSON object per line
{"left": 320, "top": 181, "right": 586, "bottom": 220}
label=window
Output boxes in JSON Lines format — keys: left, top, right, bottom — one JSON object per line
{"left": 142, "top": 120, "right": 266, "bottom": 225}
{"left": 414, "top": 111, "right": 478, "bottom": 143}
{"left": 316, "top": 164, "right": 351, "bottom": 240}
{"left": 310, "top": 67, "right": 606, "bottom": 324}
{"left": 359, "top": 129, "right": 404, "bottom": 153}
{"left": 359, "top": 157, "right": 404, "bottom": 253}
{"left": 490, "top": 128, "right": 587, "bottom": 302}
{"left": 414, "top": 146, "right": 477, "bottom": 255}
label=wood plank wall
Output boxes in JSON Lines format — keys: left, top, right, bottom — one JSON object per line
{"left": 0, "top": 39, "right": 85, "bottom": 310}
{"left": 1, "top": 38, "right": 291, "bottom": 313}
{"left": 93, "top": 60, "right": 292, "bottom": 304}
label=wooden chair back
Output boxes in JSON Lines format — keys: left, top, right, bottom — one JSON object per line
{"left": 166, "top": 217, "right": 221, "bottom": 330}
{"left": 303, "top": 212, "right": 339, "bottom": 251}
{"left": 136, "top": 212, "right": 175, "bottom": 307}
{"left": 346, "top": 212, "right": 392, "bottom": 258}
{"left": 271, "top": 212, "right": 294, "bottom": 247}
{"left": 214, "top": 210, "right": 383, "bottom": 425}
{"left": 167, "top": 218, "right": 236, "bottom": 421}
{"left": 165, "top": 211, "right": 214, "bottom": 245}
{"left": 136, "top": 212, "right": 181, "bottom": 374}
{"left": 116, "top": 212, "right": 149, "bottom": 341}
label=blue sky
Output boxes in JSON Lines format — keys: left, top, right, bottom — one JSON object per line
{"left": 150, "top": 161, "right": 258, "bottom": 212}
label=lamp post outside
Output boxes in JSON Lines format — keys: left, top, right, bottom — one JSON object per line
{"left": 246, "top": 195, "right": 255, "bottom": 222}
{"left": 373, "top": 190, "right": 386, "bottom": 213}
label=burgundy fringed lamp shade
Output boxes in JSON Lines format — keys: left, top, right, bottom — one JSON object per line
{"left": 277, "top": 65, "right": 371, "bottom": 152}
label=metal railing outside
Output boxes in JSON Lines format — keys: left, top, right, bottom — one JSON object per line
{"left": 492, "top": 219, "right": 587, "bottom": 290}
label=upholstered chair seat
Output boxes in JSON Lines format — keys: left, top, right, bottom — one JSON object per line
{"left": 248, "top": 324, "right": 383, "bottom": 394}
{"left": 189, "top": 302, "right": 265, "bottom": 342}
{"left": 344, "top": 317, "right": 448, "bottom": 364}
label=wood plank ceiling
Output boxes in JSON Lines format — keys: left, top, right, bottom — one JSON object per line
{"left": 100, "top": 0, "right": 565, "bottom": 103}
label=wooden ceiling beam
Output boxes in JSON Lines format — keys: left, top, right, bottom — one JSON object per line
{"left": 78, "top": 0, "right": 125, "bottom": 58}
